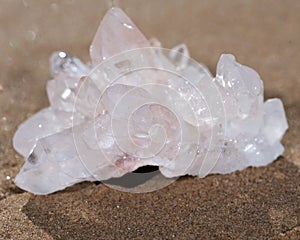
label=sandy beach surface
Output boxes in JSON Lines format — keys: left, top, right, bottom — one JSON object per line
{"left": 0, "top": 1, "right": 299, "bottom": 239}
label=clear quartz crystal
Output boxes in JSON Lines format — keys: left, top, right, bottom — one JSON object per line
{"left": 50, "top": 51, "right": 90, "bottom": 77}
{"left": 13, "top": 7, "right": 288, "bottom": 194}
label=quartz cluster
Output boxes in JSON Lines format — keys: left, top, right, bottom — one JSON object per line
{"left": 13, "top": 7, "right": 288, "bottom": 194}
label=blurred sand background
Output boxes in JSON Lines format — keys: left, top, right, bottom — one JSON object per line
{"left": 0, "top": 0, "right": 299, "bottom": 239}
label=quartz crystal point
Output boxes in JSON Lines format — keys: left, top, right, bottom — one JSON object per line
{"left": 90, "top": 7, "right": 150, "bottom": 65}
{"left": 13, "top": 7, "right": 288, "bottom": 194}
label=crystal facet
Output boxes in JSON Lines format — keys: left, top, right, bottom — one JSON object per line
{"left": 90, "top": 7, "right": 150, "bottom": 65}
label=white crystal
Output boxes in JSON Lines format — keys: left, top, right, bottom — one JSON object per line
{"left": 13, "top": 108, "right": 84, "bottom": 157}
{"left": 90, "top": 7, "right": 150, "bottom": 65}
{"left": 13, "top": 7, "right": 288, "bottom": 194}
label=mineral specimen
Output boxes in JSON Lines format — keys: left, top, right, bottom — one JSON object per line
{"left": 13, "top": 7, "right": 288, "bottom": 194}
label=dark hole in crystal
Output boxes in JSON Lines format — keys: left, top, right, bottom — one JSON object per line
{"left": 102, "top": 165, "right": 160, "bottom": 188}
{"left": 133, "top": 165, "right": 158, "bottom": 173}
{"left": 27, "top": 152, "right": 37, "bottom": 164}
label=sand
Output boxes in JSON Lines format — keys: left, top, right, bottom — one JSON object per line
{"left": 0, "top": 0, "right": 299, "bottom": 239}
